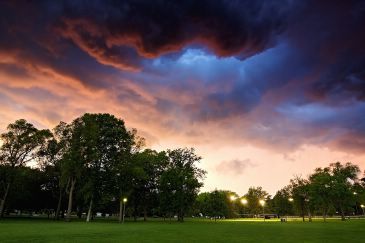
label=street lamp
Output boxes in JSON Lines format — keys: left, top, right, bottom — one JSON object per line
{"left": 259, "top": 199, "right": 265, "bottom": 206}
{"left": 286, "top": 198, "right": 294, "bottom": 221}
{"left": 304, "top": 198, "right": 312, "bottom": 222}
{"left": 353, "top": 192, "right": 360, "bottom": 215}
{"left": 230, "top": 195, "right": 237, "bottom": 201}
{"left": 259, "top": 199, "right": 265, "bottom": 221}
{"left": 361, "top": 204, "right": 365, "bottom": 215}
{"left": 241, "top": 198, "right": 248, "bottom": 218}
{"left": 228, "top": 195, "right": 237, "bottom": 218}
{"left": 122, "top": 198, "right": 127, "bottom": 223}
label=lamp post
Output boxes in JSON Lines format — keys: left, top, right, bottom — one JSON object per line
{"left": 122, "top": 198, "right": 127, "bottom": 224}
{"left": 241, "top": 198, "right": 248, "bottom": 218}
{"left": 259, "top": 199, "right": 265, "bottom": 221}
{"left": 305, "top": 198, "right": 312, "bottom": 222}
{"left": 229, "top": 195, "right": 237, "bottom": 219}
{"left": 361, "top": 205, "right": 364, "bottom": 215}
{"left": 353, "top": 192, "right": 359, "bottom": 214}
{"left": 287, "top": 198, "right": 294, "bottom": 221}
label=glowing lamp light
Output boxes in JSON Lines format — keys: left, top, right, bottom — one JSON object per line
{"left": 259, "top": 199, "right": 265, "bottom": 206}
{"left": 230, "top": 195, "right": 237, "bottom": 201}
{"left": 123, "top": 198, "right": 128, "bottom": 203}
{"left": 288, "top": 198, "right": 294, "bottom": 202}
{"left": 241, "top": 198, "right": 248, "bottom": 205}
{"left": 361, "top": 204, "right": 365, "bottom": 208}
{"left": 353, "top": 192, "right": 358, "bottom": 195}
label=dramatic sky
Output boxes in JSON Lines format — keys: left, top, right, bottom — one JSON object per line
{"left": 1, "top": 0, "right": 365, "bottom": 195}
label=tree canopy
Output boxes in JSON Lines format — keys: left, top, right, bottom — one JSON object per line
{"left": 0, "top": 114, "right": 206, "bottom": 222}
{"left": 1, "top": 114, "right": 365, "bottom": 223}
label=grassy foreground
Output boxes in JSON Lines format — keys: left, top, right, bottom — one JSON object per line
{"left": 1, "top": 218, "right": 365, "bottom": 242}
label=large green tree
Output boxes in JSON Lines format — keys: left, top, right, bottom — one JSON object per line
{"left": 289, "top": 176, "right": 311, "bottom": 222}
{"left": 159, "top": 148, "right": 205, "bottom": 222}
{"left": 38, "top": 122, "right": 72, "bottom": 220}
{"left": 308, "top": 167, "right": 333, "bottom": 221}
{"left": 61, "top": 119, "right": 85, "bottom": 222}
{"left": 66, "top": 113, "right": 134, "bottom": 222}
{"left": 271, "top": 185, "right": 294, "bottom": 217}
{"left": 243, "top": 187, "right": 270, "bottom": 215}
{"left": 208, "top": 190, "right": 227, "bottom": 221}
{"left": 129, "top": 149, "right": 168, "bottom": 221}
{"left": 327, "top": 162, "right": 359, "bottom": 221}
{"left": 0, "top": 119, "right": 51, "bottom": 217}
{"left": 195, "top": 190, "right": 235, "bottom": 219}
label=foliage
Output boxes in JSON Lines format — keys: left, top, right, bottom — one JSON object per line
{"left": 159, "top": 148, "right": 206, "bottom": 221}
{"left": 271, "top": 186, "right": 294, "bottom": 216}
{"left": 289, "top": 176, "right": 311, "bottom": 221}
{"left": 195, "top": 190, "right": 232, "bottom": 219}
{"left": 1, "top": 115, "right": 364, "bottom": 224}
{"left": 243, "top": 187, "right": 270, "bottom": 215}
{"left": 0, "top": 119, "right": 52, "bottom": 217}
{"left": 129, "top": 149, "right": 168, "bottom": 220}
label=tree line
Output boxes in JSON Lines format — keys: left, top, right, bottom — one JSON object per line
{"left": 1, "top": 113, "right": 364, "bottom": 222}
{"left": 0, "top": 113, "right": 205, "bottom": 222}
{"left": 194, "top": 162, "right": 365, "bottom": 221}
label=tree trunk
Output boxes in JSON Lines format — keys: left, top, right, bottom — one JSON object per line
{"left": 86, "top": 198, "right": 93, "bottom": 222}
{"left": 143, "top": 206, "right": 147, "bottom": 221}
{"left": 119, "top": 200, "right": 123, "bottom": 223}
{"left": 0, "top": 182, "right": 11, "bottom": 218}
{"left": 55, "top": 189, "right": 63, "bottom": 220}
{"left": 308, "top": 209, "right": 312, "bottom": 222}
{"left": 77, "top": 207, "right": 82, "bottom": 219}
{"left": 340, "top": 207, "right": 345, "bottom": 221}
{"left": 134, "top": 204, "right": 137, "bottom": 221}
{"left": 65, "top": 178, "right": 76, "bottom": 222}
{"left": 301, "top": 205, "right": 305, "bottom": 222}
{"left": 323, "top": 208, "right": 327, "bottom": 222}
{"left": 60, "top": 205, "right": 65, "bottom": 219}
{"left": 178, "top": 210, "right": 184, "bottom": 222}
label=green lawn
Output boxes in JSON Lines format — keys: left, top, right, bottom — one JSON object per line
{"left": 0, "top": 218, "right": 364, "bottom": 242}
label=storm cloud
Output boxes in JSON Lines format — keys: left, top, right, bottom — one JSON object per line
{"left": 0, "top": 0, "right": 364, "bottom": 156}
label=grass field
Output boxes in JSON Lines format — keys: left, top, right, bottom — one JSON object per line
{"left": 1, "top": 218, "right": 365, "bottom": 242}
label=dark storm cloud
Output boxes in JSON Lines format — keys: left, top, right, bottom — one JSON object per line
{"left": 0, "top": 1, "right": 140, "bottom": 76}
{"left": 275, "top": 0, "right": 365, "bottom": 151}
{"left": 313, "top": 57, "right": 365, "bottom": 103}
{"left": 0, "top": 0, "right": 295, "bottom": 82}
{"left": 55, "top": 0, "right": 291, "bottom": 61}
{"left": 1, "top": 0, "right": 365, "bottom": 154}
{"left": 286, "top": 0, "right": 365, "bottom": 104}
{"left": 0, "top": 1, "right": 124, "bottom": 88}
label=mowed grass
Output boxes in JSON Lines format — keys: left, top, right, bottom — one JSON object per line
{"left": 1, "top": 218, "right": 365, "bottom": 242}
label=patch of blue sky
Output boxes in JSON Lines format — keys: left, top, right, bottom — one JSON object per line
{"left": 277, "top": 101, "right": 365, "bottom": 131}
{"left": 148, "top": 41, "right": 294, "bottom": 85}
